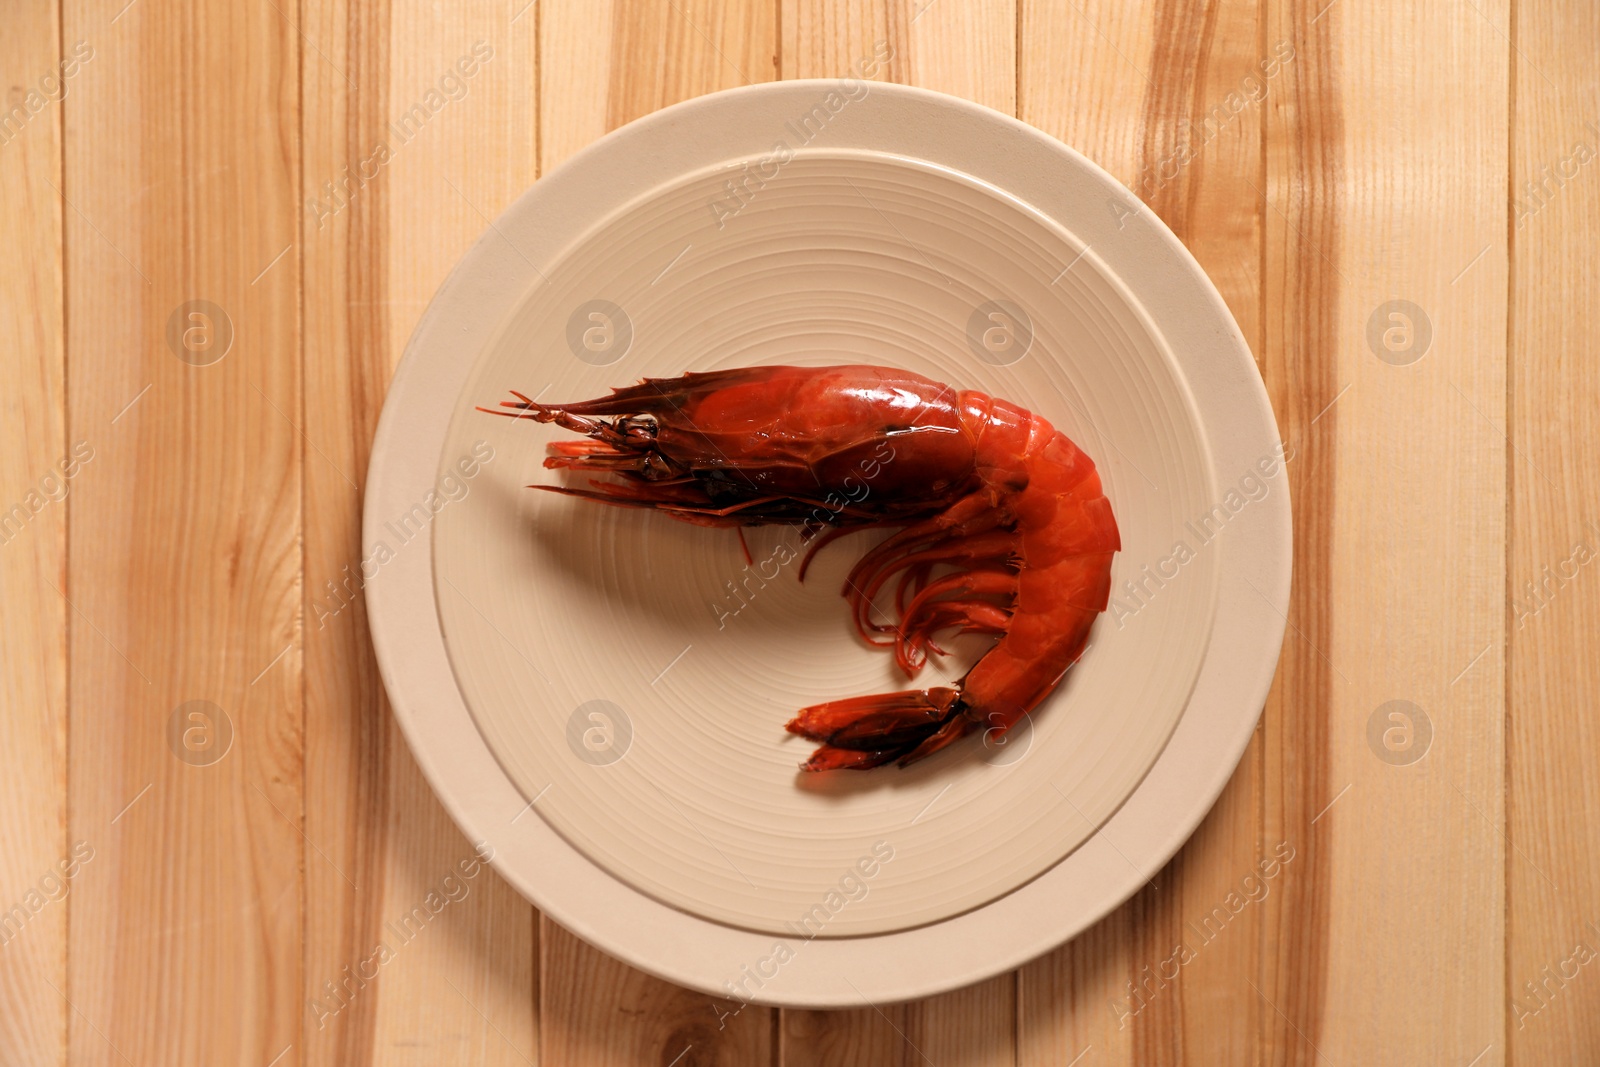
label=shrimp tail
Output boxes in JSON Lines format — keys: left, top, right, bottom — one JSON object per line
{"left": 786, "top": 686, "right": 974, "bottom": 770}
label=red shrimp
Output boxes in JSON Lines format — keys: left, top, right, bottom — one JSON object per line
{"left": 482, "top": 364, "right": 1119, "bottom": 770}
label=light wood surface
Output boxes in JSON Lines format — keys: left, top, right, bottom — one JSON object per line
{"left": 1, "top": 5, "right": 67, "bottom": 1066}
{"left": 300, "top": 4, "right": 539, "bottom": 1066}
{"left": 1509, "top": 0, "right": 1600, "bottom": 1062}
{"left": 2, "top": 1, "right": 1594, "bottom": 1064}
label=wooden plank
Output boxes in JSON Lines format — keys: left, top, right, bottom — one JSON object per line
{"left": 22, "top": 0, "right": 1537, "bottom": 1059}
{"left": 1260, "top": 0, "right": 1507, "bottom": 1063}
{"left": 783, "top": 981, "right": 1013, "bottom": 1067}
{"left": 777, "top": 0, "right": 1013, "bottom": 113}
{"left": 779, "top": 2, "right": 1016, "bottom": 1064}
{"left": 541, "top": 0, "right": 779, "bottom": 171}
{"left": 541, "top": 922, "right": 771, "bottom": 1066}
{"left": 1508, "top": 0, "right": 1600, "bottom": 1059}
{"left": 0, "top": 4, "right": 67, "bottom": 1066}
{"left": 1252, "top": 1, "right": 1345, "bottom": 1061}
{"left": 537, "top": 2, "right": 778, "bottom": 1064}
{"left": 1016, "top": 1, "right": 1265, "bottom": 1062}
{"left": 62, "top": 0, "right": 303, "bottom": 1063}
{"left": 299, "top": 4, "right": 398, "bottom": 1058}
{"left": 300, "top": 1, "right": 539, "bottom": 1064}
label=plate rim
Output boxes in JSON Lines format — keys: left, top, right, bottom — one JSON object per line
{"left": 364, "top": 78, "right": 1292, "bottom": 1007}
{"left": 430, "top": 143, "right": 1228, "bottom": 939}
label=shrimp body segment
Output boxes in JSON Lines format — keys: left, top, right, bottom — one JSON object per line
{"left": 483, "top": 364, "right": 1119, "bottom": 770}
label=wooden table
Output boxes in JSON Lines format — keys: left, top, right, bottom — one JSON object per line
{"left": 4, "top": 0, "right": 1595, "bottom": 1063}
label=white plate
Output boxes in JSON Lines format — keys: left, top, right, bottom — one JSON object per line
{"left": 365, "top": 81, "right": 1290, "bottom": 1006}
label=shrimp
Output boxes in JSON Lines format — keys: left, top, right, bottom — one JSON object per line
{"left": 482, "top": 364, "right": 1119, "bottom": 770}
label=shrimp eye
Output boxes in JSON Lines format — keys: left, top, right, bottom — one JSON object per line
{"left": 619, "top": 414, "right": 658, "bottom": 438}
{"left": 641, "top": 452, "right": 675, "bottom": 479}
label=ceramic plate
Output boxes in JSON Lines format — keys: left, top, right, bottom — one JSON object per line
{"left": 365, "top": 81, "right": 1290, "bottom": 1006}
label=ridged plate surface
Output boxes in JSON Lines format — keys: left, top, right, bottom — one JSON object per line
{"left": 364, "top": 81, "right": 1289, "bottom": 1005}
{"left": 430, "top": 150, "right": 1219, "bottom": 935}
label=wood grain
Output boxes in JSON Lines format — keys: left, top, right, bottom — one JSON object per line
{"left": 1255, "top": 0, "right": 1343, "bottom": 1061}
{"left": 1017, "top": 1, "right": 1266, "bottom": 1063}
{"left": 779, "top": 0, "right": 1015, "bottom": 116}
{"left": 63, "top": 0, "right": 303, "bottom": 1063}
{"left": 541, "top": 0, "right": 779, "bottom": 171}
{"left": 0, "top": 3, "right": 66, "bottom": 1066}
{"left": 300, "top": 5, "right": 399, "bottom": 1064}
{"left": 300, "top": 1, "right": 539, "bottom": 1064}
{"left": 1508, "top": 0, "right": 1600, "bottom": 1061}
{"left": 1297, "top": 0, "right": 1508, "bottom": 1061}
{"left": 541, "top": 922, "right": 771, "bottom": 1067}
{"left": 8, "top": 0, "right": 1594, "bottom": 1061}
